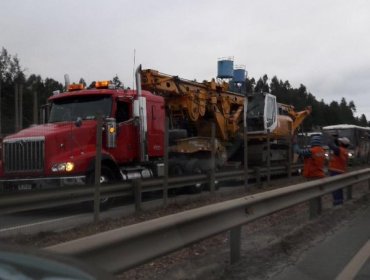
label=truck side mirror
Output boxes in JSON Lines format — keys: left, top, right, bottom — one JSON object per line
{"left": 105, "top": 118, "right": 117, "bottom": 148}
{"left": 40, "top": 104, "right": 51, "bottom": 124}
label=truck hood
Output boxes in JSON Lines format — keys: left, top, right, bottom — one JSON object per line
{"left": 4, "top": 121, "right": 97, "bottom": 158}
{"left": 1, "top": 121, "right": 100, "bottom": 178}
{"left": 5, "top": 122, "right": 95, "bottom": 139}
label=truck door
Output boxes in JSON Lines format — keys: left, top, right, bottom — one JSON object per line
{"left": 146, "top": 100, "right": 164, "bottom": 158}
{"left": 114, "top": 100, "right": 138, "bottom": 162}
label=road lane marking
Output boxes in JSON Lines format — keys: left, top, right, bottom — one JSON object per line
{"left": 0, "top": 214, "right": 87, "bottom": 233}
{"left": 336, "top": 240, "right": 370, "bottom": 280}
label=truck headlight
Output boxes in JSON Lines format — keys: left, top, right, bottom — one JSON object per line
{"left": 65, "top": 162, "right": 74, "bottom": 172}
{"left": 52, "top": 162, "right": 74, "bottom": 172}
{"left": 348, "top": 153, "right": 353, "bottom": 157}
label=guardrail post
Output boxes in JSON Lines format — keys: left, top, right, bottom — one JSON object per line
{"left": 163, "top": 117, "right": 169, "bottom": 206}
{"left": 287, "top": 132, "right": 292, "bottom": 179}
{"left": 230, "top": 226, "right": 242, "bottom": 264}
{"left": 210, "top": 122, "right": 216, "bottom": 195}
{"left": 346, "top": 185, "right": 353, "bottom": 200}
{"left": 244, "top": 101, "right": 248, "bottom": 190}
{"left": 267, "top": 129, "right": 271, "bottom": 185}
{"left": 94, "top": 114, "right": 103, "bottom": 224}
{"left": 255, "top": 167, "right": 262, "bottom": 188}
{"left": 133, "top": 179, "right": 142, "bottom": 212}
{"left": 309, "top": 197, "right": 322, "bottom": 219}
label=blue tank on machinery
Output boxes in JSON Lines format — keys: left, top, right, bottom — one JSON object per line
{"left": 233, "top": 66, "right": 247, "bottom": 83}
{"left": 217, "top": 57, "right": 234, "bottom": 79}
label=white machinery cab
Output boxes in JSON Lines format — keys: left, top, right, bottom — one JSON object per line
{"left": 264, "top": 93, "right": 278, "bottom": 132}
{"left": 247, "top": 92, "right": 278, "bottom": 133}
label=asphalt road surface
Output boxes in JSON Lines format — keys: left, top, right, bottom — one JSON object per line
{"left": 271, "top": 203, "right": 370, "bottom": 280}
{"left": 0, "top": 182, "right": 250, "bottom": 237}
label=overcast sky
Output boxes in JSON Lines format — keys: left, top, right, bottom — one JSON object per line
{"left": 1, "top": 0, "right": 370, "bottom": 118}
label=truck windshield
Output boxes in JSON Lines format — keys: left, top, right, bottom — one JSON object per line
{"left": 48, "top": 95, "right": 112, "bottom": 123}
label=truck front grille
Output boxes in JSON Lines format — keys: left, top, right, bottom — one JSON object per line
{"left": 3, "top": 137, "right": 45, "bottom": 173}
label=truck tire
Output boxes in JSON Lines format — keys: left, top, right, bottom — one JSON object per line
{"left": 86, "top": 166, "right": 115, "bottom": 210}
{"left": 169, "top": 164, "right": 184, "bottom": 176}
{"left": 185, "top": 159, "right": 204, "bottom": 193}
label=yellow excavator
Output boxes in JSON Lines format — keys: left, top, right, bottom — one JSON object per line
{"left": 140, "top": 68, "right": 311, "bottom": 171}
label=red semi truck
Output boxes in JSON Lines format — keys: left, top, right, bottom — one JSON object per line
{"left": 0, "top": 79, "right": 166, "bottom": 192}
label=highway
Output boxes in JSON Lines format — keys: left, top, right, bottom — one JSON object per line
{"left": 0, "top": 170, "right": 301, "bottom": 237}
{"left": 0, "top": 182, "right": 252, "bottom": 237}
{"left": 0, "top": 170, "right": 369, "bottom": 279}
{"left": 0, "top": 194, "right": 153, "bottom": 237}
{"left": 216, "top": 193, "right": 370, "bottom": 280}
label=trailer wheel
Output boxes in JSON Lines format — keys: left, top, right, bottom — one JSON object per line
{"left": 186, "top": 159, "right": 204, "bottom": 193}
{"left": 190, "top": 165, "right": 204, "bottom": 193}
{"left": 86, "top": 166, "right": 115, "bottom": 210}
{"left": 169, "top": 164, "right": 184, "bottom": 176}
{"left": 167, "top": 164, "right": 185, "bottom": 195}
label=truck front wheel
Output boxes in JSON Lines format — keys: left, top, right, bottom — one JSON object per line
{"left": 86, "top": 166, "right": 115, "bottom": 210}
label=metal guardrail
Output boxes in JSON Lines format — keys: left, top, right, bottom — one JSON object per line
{"left": 46, "top": 168, "right": 370, "bottom": 274}
{"left": 0, "top": 183, "right": 133, "bottom": 215}
{"left": 0, "top": 164, "right": 303, "bottom": 215}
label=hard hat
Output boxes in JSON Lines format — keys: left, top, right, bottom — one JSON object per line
{"left": 310, "top": 135, "right": 322, "bottom": 146}
{"left": 338, "top": 137, "right": 350, "bottom": 145}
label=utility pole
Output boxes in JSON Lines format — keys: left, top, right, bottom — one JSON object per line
{"left": 19, "top": 84, "right": 23, "bottom": 129}
{"left": 14, "top": 83, "right": 23, "bottom": 131}
{"left": 15, "top": 84, "right": 19, "bottom": 132}
{"left": 33, "top": 89, "right": 38, "bottom": 124}
{"left": 0, "top": 78, "right": 2, "bottom": 136}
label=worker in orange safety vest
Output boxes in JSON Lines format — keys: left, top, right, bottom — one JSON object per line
{"left": 328, "top": 136, "right": 350, "bottom": 205}
{"left": 294, "top": 134, "right": 326, "bottom": 179}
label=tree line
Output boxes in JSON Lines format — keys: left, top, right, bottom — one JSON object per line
{"left": 245, "top": 74, "right": 369, "bottom": 131}
{"left": 0, "top": 47, "right": 124, "bottom": 135}
{"left": 0, "top": 46, "right": 368, "bottom": 136}
{"left": 0, "top": 47, "right": 63, "bottom": 135}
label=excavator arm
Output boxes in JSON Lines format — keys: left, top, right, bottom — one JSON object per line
{"left": 287, "top": 105, "right": 312, "bottom": 134}
{"left": 292, "top": 106, "right": 312, "bottom": 134}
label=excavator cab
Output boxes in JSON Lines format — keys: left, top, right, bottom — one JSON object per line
{"left": 247, "top": 92, "right": 278, "bottom": 133}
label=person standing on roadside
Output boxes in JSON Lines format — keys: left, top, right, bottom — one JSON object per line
{"left": 294, "top": 134, "right": 326, "bottom": 179}
{"left": 328, "top": 136, "right": 350, "bottom": 205}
